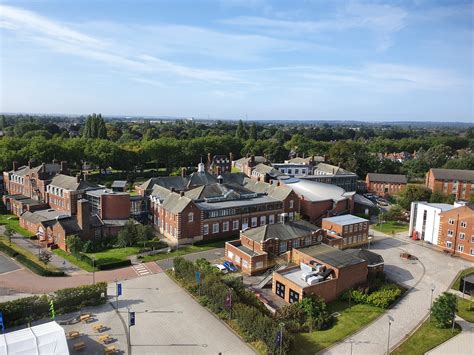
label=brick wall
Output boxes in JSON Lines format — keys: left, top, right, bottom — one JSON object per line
{"left": 101, "top": 194, "right": 130, "bottom": 220}
{"left": 438, "top": 206, "right": 474, "bottom": 261}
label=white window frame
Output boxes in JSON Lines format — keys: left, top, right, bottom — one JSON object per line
{"left": 460, "top": 221, "right": 467, "bottom": 228}
{"left": 223, "top": 221, "right": 229, "bottom": 232}
{"left": 260, "top": 216, "right": 266, "bottom": 225}
{"left": 446, "top": 241, "right": 452, "bottom": 249}
{"left": 203, "top": 224, "right": 209, "bottom": 235}
{"left": 459, "top": 233, "right": 465, "bottom": 240}
{"left": 289, "top": 200, "right": 294, "bottom": 209}
{"left": 457, "top": 245, "right": 464, "bottom": 252}
{"left": 293, "top": 239, "right": 300, "bottom": 248}
{"left": 448, "top": 218, "right": 455, "bottom": 225}
{"left": 269, "top": 215, "right": 275, "bottom": 224}
{"left": 279, "top": 242, "right": 287, "bottom": 254}
{"left": 232, "top": 220, "right": 239, "bottom": 231}
{"left": 251, "top": 217, "right": 257, "bottom": 227}
{"left": 447, "top": 229, "right": 454, "bottom": 237}
{"left": 188, "top": 212, "right": 194, "bottom": 223}
{"left": 212, "top": 223, "right": 219, "bottom": 234}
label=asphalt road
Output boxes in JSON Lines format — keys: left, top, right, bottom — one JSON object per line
{"left": 0, "top": 252, "right": 20, "bottom": 274}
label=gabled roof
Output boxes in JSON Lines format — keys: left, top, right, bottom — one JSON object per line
{"left": 111, "top": 180, "right": 127, "bottom": 188}
{"left": 243, "top": 220, "right": 320, "bottom": 242}
{"left": 366, "top": 173, "right": 407, "bottom": 184}
{"left": 430, "top": 168, "right": 474, "bottom": 182}
{"left": 297, "top": 243, "right": 366, "bottom": 268}
{"left": 233, "top": 156, "right": 268, "bottom": 166}
{"left": 252, "top": 163, "right": 284, "bottom": 177}
{"left": 242, "top": 178, "right": 293, "bottom": 201}
{"left": 49, "top": 174, "right": 99, "bottom": 191}
{"left": 161, "top": 193, "right": 193, "bottom": 214}
{"left": 315, "top": 163, "right": 356, "bottom": 176}
{"left": 12, "top": 163, "right": 61, "bottom": 177}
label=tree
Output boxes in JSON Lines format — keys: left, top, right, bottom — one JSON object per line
{"left": 39, "top": 249, "right": 53, "bottom": 265}
{"left": 66, "top": 235, "right": 83, "bottom": 255}
{"left": 4, "top": 225, "right": 14, "bottom": 245}
{"left": 117, "top": 219, "right": 138, "bottom": 247}
{"left": 397, "top": 185, "right": 432, "bottom": 210}
{"left": 235, "top": 120, "right": 246, "bottom": 140}
{"left": 385, "top": 205, "right": 405, "bottom": 221}
{"left": 248, "top": 122, "right": 257, "bottom": 140}
{"left": 431, "top": 292, "right": 457, "bottom": 328}
{"left": 136, "top": 224, "right": 154, "bottom": 247}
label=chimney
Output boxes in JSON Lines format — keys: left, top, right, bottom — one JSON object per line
{"left": 181, "top": 167, "right": 187, "bottom": 178}
{"left": 229, "top": 152, "right": 234, "bottom": 162}
{"left": 52, "top": 159, "right": 58, "bottom": 165}
{"left": 171, "top": 187, "right": 176, "bottom": 193}
{"left": 180, "top": 191, "right": 185, "bottom": 197}
{"left": 302, "top": 152, "right": 305, "bottom": 158}
{"left": 250, "top": 155, "right": 255, "bottom": 167}
{"left": 28, "top": 160, "right": 33, "bottom": 169}
{"left": 207, "top": 153, "right": 212, "bottom": 165}
{"left": 257, "top": 177, "right": 261, "bottom": 182}
{"left": 276, "top": 181, "right": 281, "bottom": 187}
{"left": 76, "top": 174, "right": 81, "bottom": 183}
{"left": 77, "top": 199, "right": 90, "bottom": 237}
{"left": 12, "top": 161, "right": 19, "bottom": 171}
{"left": 60, "top": 161, "right": 68, "bottom": 174}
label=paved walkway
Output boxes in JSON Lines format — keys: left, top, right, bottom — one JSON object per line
{"left": 156, "top": 247, "right": 225, "bottom": 270}
{"left": 323, "top": 229, "right": 471, "bottom": 355}
{"left": 0, "top": 225, "right": 83, "bottom": 274}
{"left": 426, "top": 317, "right": 474, "bottom": 355}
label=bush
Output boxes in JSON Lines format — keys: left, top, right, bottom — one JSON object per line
{"left": 341, "top": 282, "right": 402, "bottom": 309}
{"left": 0, "top": 283, "right": 107, "bottom": 328}
{"left": 97, "top": 259, "right": 131, "bottom": 270}
{"left": 432, "top": 292, "right": 457, "bottom": 328}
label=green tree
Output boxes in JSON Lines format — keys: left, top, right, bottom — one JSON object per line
{"left": 432, "top": 292, "right": 457, "bottom": 328}
{"left": 66, "top": 235, "right": 83, "bottom": 254}
{"left": 136, "top": 224, "right": 154, "bottom": 247}
{"left": 397, "top": 185, "right": 432, "bottom": 210}
{"left": 249, "top": 122, "right": 257, "bottom": 140}
{"left": 235, "top": 120, "right": 246, "bottom": 140}
{"left": 117, "top": 219, "right": 138, "bottom": 247}
{"left": 4, "top": 225, "right": 14, "bottom": 245}
{"left": 385, "top": 204, "right": 405, "bottom": 221}
{"left": 38, "top": 249, "right": 53, "bottom": 265}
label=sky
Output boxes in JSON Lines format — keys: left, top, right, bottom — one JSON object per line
{"left": 0, "top": 0, "right": 472, "bottom": 122}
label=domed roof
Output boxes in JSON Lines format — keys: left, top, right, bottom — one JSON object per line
{"left": 284, "top": 178, "right": 348, "bottom": 202}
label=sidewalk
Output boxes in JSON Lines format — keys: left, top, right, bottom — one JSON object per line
{"left": 0, "top": 225, "right": 83, "bottom": 274}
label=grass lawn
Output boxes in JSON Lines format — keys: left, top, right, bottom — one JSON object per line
{"left": 293, "top": 301, "right": 384, "bottom": 354}
{"left": 141, "top": 245, "right": 215, "bottom": 262}
{"left": 457, "top": 296, "right": 474, "bottom": 322}
{"left": 372, "top": 221, "right": 409, "bottom": 235}
{"left": 85, "top": 246, "right": 141, "bottom": 266}
{"left": 52, "top": 249, "right": 96, "bottom": 272}
{"left": 392, "top": 318, "right": 461, "bottom": 355}
{"left": 0, "top": 213, "right": 33, "bottom": 237}
{"left": 451, "top": 266, "right": 474, "bottom": 291}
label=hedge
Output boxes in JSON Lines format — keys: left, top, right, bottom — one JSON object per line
{"left": 0, "top": 282, "right": 107, "bottom": 328}
{"left": 97, "top": 259, "right": 131, "bottom": 270}
{"left": 341, "top": 283, "right": 402, "bottom": 309}
{"left": 0, "top": 239, "right": 65, "bottom": 277}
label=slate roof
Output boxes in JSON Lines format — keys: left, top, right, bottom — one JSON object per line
{"left": 366, "top": 173, "right": 407, "bottom": 184}
{"left": 430, "top": 168, "right": 474, "bottom": 182}
{"left": 252, "top": 163, "right": 285, "bottom": 177}
{"left": 314, "top": 163, "right": 356, "bottom": 176}
{"left": 50, "top": 174, "right": 99, "bottom": 191}
{"left": 161, "top": 193, "right": 192, "bottom": 214}
{"left": 296, "top": 244, "right": 366, "bottom": 268}
{"left": 233, "top": 156, "right": 269, "bottom": 166}
{"left": 57, "top": 218, "right": 82, "bottom": 234}
{"left": 12, "top": 163, "right": 61, "bottom": 177}
{"left": 111, "top": 180, "right": 127, "bottom": 188}
{"left": 243, "top": 220, "right": 320, "bottom": 242}
{"left": 322, "top": 214, "right": 368, "bottom": 226}
{"left": 345, "top": 249, "right": 384, "bottom": 266}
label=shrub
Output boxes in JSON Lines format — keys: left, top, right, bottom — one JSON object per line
{"left": 97, "top": 259, "right": 131, "bottom": 270}
{"left": 432, "top": 292, "right": 457, "bottom": 328}
{"left": 341, "top": 282, "right": 402, "bottom": 309}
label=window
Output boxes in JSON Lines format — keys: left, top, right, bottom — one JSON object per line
{"left": 255, "top": 261, "right": 264, "bottom": 269}
{"left": 223, "top": 221, "right": 229, "bottom": 232}
{"left": 232, "top": 220, "right": 239, "bottom": 230}
{"left": 288, "top": 169, "right": 292, "bottom": 174}
{"left": 448, "top": 218, "right": 455, "bottom": 225}
{"left": 459, "top": 233, "right": 465, "bottom": 240}
{"left": 348, "top": 236, "right": 353, "bottom": 244}
{"left": 447, "top": 229, "right": 454, "bottom": 237}
{"left": 295, "top": 169, "right": 299, "bottom": 175}
{"left": 188, "top": 212, "right": 194, "bottom": 223}
{"left": 471, "top": 235, "right": 474, "bottom": 243}
{"left": 304, "top": 236, "right": 312, "bottom": 246}
{"left": 235, "top": 255, "right": 241, "bottom": 264}
{"left": 242, "top": 260, "right": 249, "bottom": 269}
{"left": 471, "top": 248, "right": 474, "bottom": 256}
{"left": 354, "top": 224, "right": 359, "bottom": 232}
{"left": 458, "top": 245, "right": 464, "bottom": 252}
{"left": 343, "top": 226, "right": 348, "bottom": 233}
{"left": 203, "top": 224, "right": 209, "bottom": 235}
{"left": 251, "top": 217, "right": 257, "bottom": 227}
{"left": 349, "top": 225, "right": 353, "bottom": 233}
{"left": 289, "top": 200, "right": 294, "bottom": 209}
{"left": 289, "top": 289, "right": 300, "bottom": 304}
{"left": 275, "top": 281, "right": 285, "bottom": 299}
{"left": 446, "top": 241, "right": 452, "bottom": 249}
{"left": 460, "top": 221, "right": 467, "bottom": 228}
{"left": 269, "top": 215, "right": 275, "bottom": 224}
{"left": 259, "top": 216, "right": 266, "bottom": 225}
{"left": 212, "top": 223, "right": 219, "bottom": 234}
{"left": 293, "top": 239, "right": 300, "bottom": 248}
{"left": 279, "top": 242, "right": 287, "bottom": 254}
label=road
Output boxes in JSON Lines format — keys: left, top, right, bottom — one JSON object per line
{"left": 322, "top": 230, "right": 471, "bottom": 355}
{"left": 0, "top": 252, "right": 21, "bottom": 274}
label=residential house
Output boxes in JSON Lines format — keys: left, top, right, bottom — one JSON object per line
{"left": 365, "top": 173, "right": 407, "bottom": 197}
{"left": 426, "top": 168, "right": 474, "bottom": 200}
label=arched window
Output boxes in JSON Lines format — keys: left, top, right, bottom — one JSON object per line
{"left": 188, "top": 212, "right": 194, "bottom": 223}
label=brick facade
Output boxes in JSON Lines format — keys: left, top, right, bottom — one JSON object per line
{"left": 438, "top": 205, "right": 474, "bottom": 261}
{"left": 426, "top": 169, "right": 474, "bottom": 200}
{"left": 321, "top": 216, "right": 369, "bottom": 249}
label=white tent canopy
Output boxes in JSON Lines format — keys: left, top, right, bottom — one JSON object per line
{"left": 0, "top": 321, "right": 69, "bottom": 355}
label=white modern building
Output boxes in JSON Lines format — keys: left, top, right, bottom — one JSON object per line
{"left": 408, "top": 202, "right": 455, "bottom": 243}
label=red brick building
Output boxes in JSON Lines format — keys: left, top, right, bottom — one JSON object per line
{"left": 232, "top": 155, "right": 270, "bottom": 176}
{"left": 272, "top": 244, "right": 369, "bottom": 303}
{"left": 141, "top": 163, "right": 299, "bottom": 244}
{"left": 321, "top": 214, "right": 369, "bottom": 249}
{"left": 224, "top": 219, "right": 325, "bottom": 275}
{"left": 365, "top": 173, "right": 407, "bottom": 197}
{"left": 426, "top": 168, "right": 474, "bottom": 200}
{"left": 437, "top": 204, "right": 474, "bottom": 261}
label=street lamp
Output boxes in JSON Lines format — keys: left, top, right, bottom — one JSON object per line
{"left": 387, "top": 315, "right": 394, "bottom": 355}
{"left": 279, "top": 322, "right": 285, "bottom": 355}
{"left": 429, "top": 284, "right": 436, "bottom": 322}
{"left": 92, "top": 257, "right": 96, "bottom": 285}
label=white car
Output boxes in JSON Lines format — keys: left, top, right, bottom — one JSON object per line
{"left": 213, "top": 264, "right": 228, "bottom": 274}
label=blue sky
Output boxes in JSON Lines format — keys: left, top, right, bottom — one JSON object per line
{"left": 0, "top": 0, "right": 472, "bottom": 121}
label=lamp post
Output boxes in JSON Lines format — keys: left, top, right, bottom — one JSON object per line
{"left": 429, "top": 285, "right": 436, "bottom": 322}
{"left": 279, "top": 322, "right": 285, "bottom": 355}
{"left": 92, "top": 257, "right": 96, "bottom": 285}
{"left": 386, "top": 315, "right": 394, "bottom": 355}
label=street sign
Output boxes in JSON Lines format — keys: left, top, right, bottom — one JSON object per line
{"left": 0, "top": 312, "right": 4, "bottom": 333}
{"left": 117, "top": 283, "right": 122, "bottom": 296}
{"left": 195, "top": 271, "right": 201, "bottom": 285}
{"left": 129, "top": 311, "right": 135, "bottom": 327}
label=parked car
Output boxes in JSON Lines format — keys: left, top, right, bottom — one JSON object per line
{"left": 376, "top": 198, "right": 389, "bottom": 206}
{"left": 213, "top": 264, "right": 228, "bottom": 274}
{"left": 223, "top": 260, "right": 238, "bottom": 272}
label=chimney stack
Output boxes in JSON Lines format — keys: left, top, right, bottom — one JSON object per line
{"left": 180, "top": 191, "right": 185, "bottom": 197}
{"left": 229, "top": 152, "right": 234, "bottom": 163}
{"left": 12, "top": 161, "right": 19, "bottom": 171}
{"left": 76, "top": 174, "right": 81, "bottom": 183}
{"left": 60, "top": 161, "right": 68, "bottom": 174}
{"left": 52, "top": 159, "right": 58, "bottom": 165}
{"left": 171, "top": 187, "right": 176, "bottom": 193}
{"left": 181, "top": 167, "right": 187, "bottom": 178}
{"left": 250, "top": 155, "right": 255, "bottom": 167}
{"left": 276, "top": 181, "right": 281, "bottom": 187}
{"left": 28, "top": 160, "right": 33, "bottom": 169}
{"left": 207, "top": 153, "right": 212, "bottom": 165}
{"left": 77, "top": 199, "right": 90, "bottom": 237}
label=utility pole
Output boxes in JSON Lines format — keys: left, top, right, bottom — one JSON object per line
{"left": 279, "top": 322, "right": 285, "bottom": 355}
{"left": 429, "top": 285, "right": 435, "bottom": 322}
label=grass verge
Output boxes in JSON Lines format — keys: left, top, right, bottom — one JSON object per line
{"left": 0, "top": 213, "right": 33, "bottom": 237}
{"left": 372, "top": 221, "right": 409, "bottom": 235}
{"left": 141, "top": 245, "right": 215, "bottom": 262}
{"left": 85, "top": 246, "right": 140, "bottom": 266}
{"left": 450, "top": 266, "right": 474, "bottom": 291}
{"left": 293, "top": 300, "right": 384, "bottom": 354}
{"left": 52, "top": 249, "right": 96, "bottom": 272}
{"left": 392, "top": 318, "right": 461, "bottom": 355}
{"left": 457, "top": 296, "right": 474, "bottom": 322}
